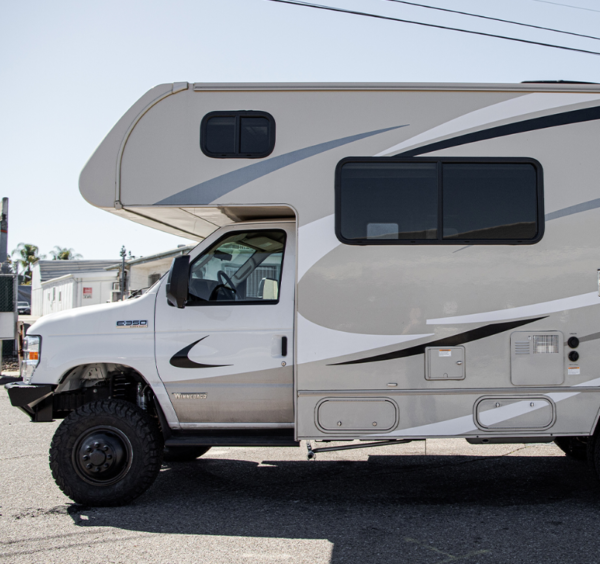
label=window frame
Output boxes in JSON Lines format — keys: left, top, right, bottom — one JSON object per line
{"left": 335, "top": 156, "right": 544, "bottom": 246}
{"left": 186, "top": 229, "right": 287, "bottom": 307}
{"left": 200, "top": 110, "right": 276, "bottom": 159}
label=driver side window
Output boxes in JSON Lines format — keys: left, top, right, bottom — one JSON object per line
{"left": 188, "top": 230, "right": 286, "bottom": 305}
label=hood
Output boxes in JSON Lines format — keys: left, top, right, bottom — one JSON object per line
{"left": 28, "top": 291, "right": 157, "bottom": 337}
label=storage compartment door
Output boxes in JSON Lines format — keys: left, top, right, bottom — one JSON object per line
{"left": 316, "top": 398, "right": 398, "bottom": 432}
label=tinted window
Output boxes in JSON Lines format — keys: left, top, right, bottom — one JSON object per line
{"left": 336, "top": 158, "right": 542, "bottom": 245}
{"left": 240, "top": 117, "right": 270, "bottom": 153}
{"left": 201, "top": 111, "right": 275, "bottom": 158}
{"left": 205, "top": 116, "right": 235, "bottom": 154}
{"left": 442, "top": 163, "right": 538, "bottom": 240}
{"left": 340, "top": 163, "right": 438, "bottom": 241}
{"left": 188, "top": 230, "right": 286, "bottom": 305}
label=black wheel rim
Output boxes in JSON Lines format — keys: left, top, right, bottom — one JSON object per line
{"left": 72, "top": 426, "right": 133, "bottom": 486}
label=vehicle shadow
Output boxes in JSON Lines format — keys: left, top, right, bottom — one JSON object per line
{"left": 68, "top": 452, "right": 600, "bottom": 563}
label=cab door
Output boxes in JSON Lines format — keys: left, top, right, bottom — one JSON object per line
{"left": 155, "top": 222, "right": 295, "bottom": 425}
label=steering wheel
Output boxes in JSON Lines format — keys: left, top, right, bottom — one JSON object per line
{"left": 218, "top": 271, "right": 236, "bottom": 293}
{"left": 208, "top": 270, "right": 237, "bottom": 301}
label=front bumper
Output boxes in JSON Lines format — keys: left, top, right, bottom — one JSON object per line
{"left": 5, "top": 382, "right": 54, "bottom": 422}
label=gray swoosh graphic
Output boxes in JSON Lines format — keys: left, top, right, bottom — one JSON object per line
{"left": 156, "top": 125, "right": 408, "bottom": 205}
{"left": 545, "top": 197, "right": 600, "bottom": 221}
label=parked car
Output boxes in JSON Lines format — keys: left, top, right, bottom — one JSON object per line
{"left": 17, "top": 301, "right": 30, "bottom": 315}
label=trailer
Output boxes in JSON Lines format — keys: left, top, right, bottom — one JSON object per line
{"left": 7, "top": 81, "right": 600, "bottom": 505}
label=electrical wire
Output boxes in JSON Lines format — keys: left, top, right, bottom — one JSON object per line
{"left": 264, "top": 0, "right": 600, "bottom": 56}
{"left": 383, "top": 0, "right": 600, "bottom": 41}
{"left": 532, "top": 0, "right": 600, "bottom": 14}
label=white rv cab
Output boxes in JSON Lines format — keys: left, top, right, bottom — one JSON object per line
{"left": 7, "top": 81, "right": 600, "bottom": 505}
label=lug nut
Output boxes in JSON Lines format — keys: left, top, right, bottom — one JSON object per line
{"left": 86, "top": 447, "right": 92, "bottom": 452}
{"left": 93, "top": 467, "right": 100, "bottom": 472}
{"left": 103, "top": 463, "right": 109, "bottom": 468}
{"left": 106, "top": 454, "right": 112, "bottom": 460}
{"left": 82, "top": 455, "right": 89, "bottom": 461}
{"left": 86, "top": 463, "right": 92, "bottom": 469}
{"left": 102, "top": 445, "right": 108, "bottom": 451}
{"left": 93, "top": 442, "right": 100, "bottom": 448}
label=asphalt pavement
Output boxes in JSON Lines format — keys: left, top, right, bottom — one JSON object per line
{"left": 2, "top": 384, "right": 600, "bottom": 564}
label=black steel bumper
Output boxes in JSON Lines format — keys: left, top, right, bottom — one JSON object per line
{"left": 5, "top": 382, "right": 55, "bottom": 422}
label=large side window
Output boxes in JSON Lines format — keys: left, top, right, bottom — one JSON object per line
{"left": 200, "top": 111, "right": 275, "bottom": 158}
{"left": 336, "top": 158, "right": 543, "bottom": 245}
{"left": 188, "top": 230, "right": 286, "bottom": 305}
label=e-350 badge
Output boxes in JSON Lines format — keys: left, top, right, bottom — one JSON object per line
{"left": 116, "top": 320, "right": 148, "bottom": 328}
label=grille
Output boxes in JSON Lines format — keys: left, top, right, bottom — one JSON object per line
{"left": 514, "top": 341, "right": 531, "bottom": 355}
{"left": 533, "top": 334, "right": 559, "bottom": 354}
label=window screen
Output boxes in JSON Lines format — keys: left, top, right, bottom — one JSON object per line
{"left": 201, "top": 111, "right": 275, "bottom": 158}
{"left": 336, "top": 158, "right": 542, "bottom": 245}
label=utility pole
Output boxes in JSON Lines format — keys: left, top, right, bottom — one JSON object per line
{"left": 120, "top": 246, "right": 127, "bottom": 301}
{"left": 0, "top": 198, "right": 9, "bottom": 272}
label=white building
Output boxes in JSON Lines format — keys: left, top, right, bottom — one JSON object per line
{"left": 107, "top": 245, "right": 195, "bottom": 297}
{"left": 31, "top": 261, "right": 118, "bottom": 317}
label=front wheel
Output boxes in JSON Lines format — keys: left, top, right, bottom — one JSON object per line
{"left": 50, "top": 400, "right": 163, "bottom": 506}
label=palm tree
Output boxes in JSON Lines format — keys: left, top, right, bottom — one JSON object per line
{"left": 11, "top": 243, "right": 45, "bottom": 285}
{"left": 50, "top": 246, "right": 83, "bottom": 261}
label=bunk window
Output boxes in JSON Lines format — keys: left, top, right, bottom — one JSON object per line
{"left": 200, "top": 111, "right": 275, "bottom": 158}
{"left": 336, "top": 158, "right": 543, "bottom": 245}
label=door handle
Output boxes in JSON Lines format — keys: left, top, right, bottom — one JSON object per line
{"left": 282, "top": 336, "right": 288, "bottom": 357}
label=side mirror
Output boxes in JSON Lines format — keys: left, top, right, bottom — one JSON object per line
{"left": 166, "top": 255, "right": 190, "bottom": 308}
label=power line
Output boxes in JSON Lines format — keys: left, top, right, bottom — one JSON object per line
{"left": 532, "top": 0, "right": 600, "bottom": 13}
{"left": 383, "top": 0, "right": 600, "bottom": 41}
{"left": 265, "top": 0, "right": 600, "bottom": 56}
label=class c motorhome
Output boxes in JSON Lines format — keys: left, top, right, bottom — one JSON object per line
{"left": 7, "top": 81, "right": 600, "bottom": 505}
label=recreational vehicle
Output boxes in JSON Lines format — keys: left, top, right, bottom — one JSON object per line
{"left": 7, "top": 81, "right": 600, "bottom": 505}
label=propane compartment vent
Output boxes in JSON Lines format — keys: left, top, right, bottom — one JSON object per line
{"left": 533, "top": 334, "right": 558, "bottom": 354}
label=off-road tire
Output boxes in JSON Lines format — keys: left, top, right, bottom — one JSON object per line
{"left": 554, "top": 437, "right": 588, "bottom": 461}
{"left": 163, "top": 445, "right": 211, "bottom": 462}
{"left": 49, "top": 400, "right": 163, "bottom": 506}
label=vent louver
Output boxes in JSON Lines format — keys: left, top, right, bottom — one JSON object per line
{"left": 515, "top": 341, "right": 531, "bottom": 355}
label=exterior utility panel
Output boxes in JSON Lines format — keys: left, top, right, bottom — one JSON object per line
{"left": 34, "top": 83, "right": 600, "bottom": 443}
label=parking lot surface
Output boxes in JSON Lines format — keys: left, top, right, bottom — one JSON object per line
{"left": 2, "top": 384, "right": 600, "bottom": 564}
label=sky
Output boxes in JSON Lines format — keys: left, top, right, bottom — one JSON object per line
{"left": 2, "top": 0, "right": 600, "bottom": 261}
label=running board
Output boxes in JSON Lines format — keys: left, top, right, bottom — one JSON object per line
{"left": 165, "top": 430, "right": 299, "bottom": 448}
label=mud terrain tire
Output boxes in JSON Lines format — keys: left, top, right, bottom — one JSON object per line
{"left": 50, "top": 400, "right": 163, "bottom": 506}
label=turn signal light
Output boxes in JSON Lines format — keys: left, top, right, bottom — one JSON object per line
{"left": 28, "top": 352, "right": 39, "bottom": 361}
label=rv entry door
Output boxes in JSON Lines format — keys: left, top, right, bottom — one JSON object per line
{"left": 155, "top": 223, "right": 295, "bottom": 425}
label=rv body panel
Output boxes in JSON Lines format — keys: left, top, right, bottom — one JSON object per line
{"left": 74, "top": 82, "right": 600, "bottom": 441}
